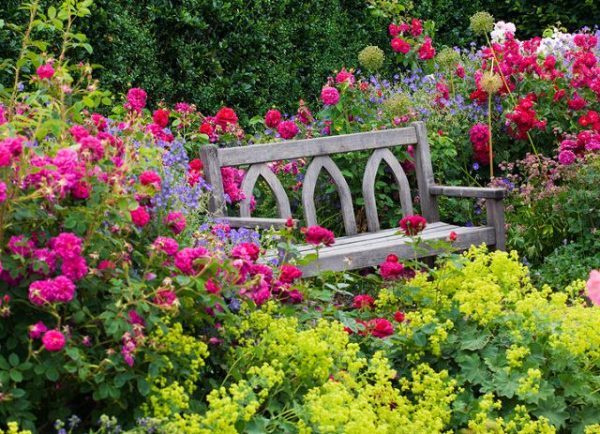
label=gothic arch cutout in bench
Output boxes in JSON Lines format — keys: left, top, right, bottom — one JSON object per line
{"left": 200, "top": 122, "right": 506, "bottom": 277}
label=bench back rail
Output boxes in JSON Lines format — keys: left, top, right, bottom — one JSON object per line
{"left": 200, "top": 122, "right": 440, "bottom": 236}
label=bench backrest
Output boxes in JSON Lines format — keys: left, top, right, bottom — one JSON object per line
{"left": 199, "top": 121, "right": 440, "bottom": 235}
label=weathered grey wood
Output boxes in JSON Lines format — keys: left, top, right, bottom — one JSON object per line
{"left": 486, "top": 199, "right": 506, "bottom": 250}
{"left": 199, "top": 145, "right": 226, "bottom": 216}
{"left": 362, "top": 148, "right": 414, "bottom": 232}
{"left": 302, "top": 155, "right": 357, "bottom": 236}
{"left": 299, "top": 226, "right": 495, "bottom": 276}
{"left": 412, "top": 121, "right": 440, "bottom": 223}
{"left": 300, "top": 223, "right": 460, "bottom": 255}
{"left": 429, "top": 185, "right": 506, "bottom": 199}
{"left": 295, "top": 221, "right": 450, "bottom": 252}
{"left": 219, "top": 216, "right": 293, "bottom": 229}
{"left": 217, "top": 128, "right": 417, "bottom": 166}
{"left": 239, "top": 163, "right": 292, "bottom": 219}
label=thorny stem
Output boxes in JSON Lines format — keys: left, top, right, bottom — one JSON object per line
{"left": 9, "top": 0, "right": 40, "bottom": 113}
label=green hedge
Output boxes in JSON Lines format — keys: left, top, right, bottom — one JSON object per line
{"left": 1, "top": 0, "right": 599, "bottom": 118}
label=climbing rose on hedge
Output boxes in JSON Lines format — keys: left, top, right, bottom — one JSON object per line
{"left": 391, "top": 38, "right": 411, "bottom": 54}
{"left": 125, "top": 88, "right": 147, "bottom": 112}
{"left": 152, "top": 109, "right": 170, "bottom": 128}
{"left": 302, "top": 226, "right": 335, "bottom": 246}
{"left": 36, "top": 63, "right": 55, "bottom": 79}
{"left": 215, "top": 107, "right": 238, "bottom": 130}
{"left": 398, "top": 215, "right": 427, "bottom": 236}
{"left": 320, "top": 86, "right": 340, "bottom": 105}
{"left": 277, "top": 120, "right": 299, "bottom": 140}
{"left": 418, "top": 37, "right": 436, "bottom": 60}
{"left": 264, "top": 109, "right": 282, "bottom": 128}
{"left": 42, "top": 329, "right": 66, "bottom": 351}
{"left": 321, "top": 86, "right": 340, "bottom": 105}
{"left": 587, "top": 270, "right": 600, "bottom": 306}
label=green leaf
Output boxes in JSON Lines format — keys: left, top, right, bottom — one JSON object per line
{"left": 8, "top": 353, "right": 19, "bottom": 367}
{"left": 460, "top": 330, "right": 491, "bottom": 351}
{"left": 0, "top": 356, "right": 10, "bottom": 370}
{"left": 48, "top": 6, "right": 57, "bottom": 19}
{"left": 46, "top": 367, "right": 59, "bottom": 382}
{"left": 137, "top": 378, "right": 150, "bottom": 396}
{"left": 9, "top": 369, "right": 23, "bottom": 382}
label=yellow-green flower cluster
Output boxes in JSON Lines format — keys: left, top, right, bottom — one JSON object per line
{"left": 516, "top": 368, "right": 542, "bottom": 398}
{"left": 436, "top": 47, "right": 461, "bottom": 71}
{"left": 383, "top": 93, "right": 412, "bottom": 118}
{"left": 299, "top": 356, "right": 457, "bottom": 434}
{"left": 467, "top": 393, "right": 555, "bottom": 433}
{"left": 398, "top": 308, "right": 454, "bottom": 357}
{"left": 0, "top": 423, "right": 32, "bottom": 434}
{"left": 505, "top": 344, "right": 530, "bottom": 370}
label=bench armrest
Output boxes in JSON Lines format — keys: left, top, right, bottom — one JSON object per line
{"left": 429, "top": 185, "right": 506, "bottom": 200}
{"left": 215, "top": 217, "right": 295, "bottom": 229}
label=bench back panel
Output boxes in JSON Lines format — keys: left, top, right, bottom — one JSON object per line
{"left": 200, "top": 122, "right": 439, "bottom": 234}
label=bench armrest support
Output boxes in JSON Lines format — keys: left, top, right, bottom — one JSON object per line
{"left": 429, "top": 185, "right": 506, "bottom": 199}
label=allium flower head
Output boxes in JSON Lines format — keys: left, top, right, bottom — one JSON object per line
{"left": 436, "top": 48, "right": 460, "bottom": 71}
{"left": 480, "top": 71, "right": 503, "bottom": 94}
{"left": 383, "top": 93, "right": 411, "bottom": 118}
{"left": 470, "top": 12, "right": 495, "bottom": 35}
{"left": 358, "top": 46, "right": 385, "bottom": 71}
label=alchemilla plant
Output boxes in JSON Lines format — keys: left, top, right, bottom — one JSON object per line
{"left": 1, "top": 1, "right": 600, "bottom": 433}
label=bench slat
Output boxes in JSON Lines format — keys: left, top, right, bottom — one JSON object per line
{"left": 217, "top": 128, "right": 418, "bottom": 166}
{"left": 302, "top": 155, "right": 357, "bottom": 236}
{"left": 294, "top": 222, "right": 451, "bottom": 252}
{"left": 429, "top": 185, "right": 506, "bottom": 199}
{"left": 362, "top": 148, "right": 413, "bottom": 232}
{"left": 298, "top": 226, "right": 495, "bottom": 276}
{"left": 239, "top": 163, "right": 292, "bottom": 218}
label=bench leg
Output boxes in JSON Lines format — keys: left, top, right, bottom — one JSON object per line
{"left": 486, "top": 198, "right": 506, "bottom": 251}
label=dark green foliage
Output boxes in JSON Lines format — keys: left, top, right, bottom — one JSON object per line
{"left": 1, "top": 0, "right": 599, "bottom": 118}
{"left": 414, "top": 0, "right": 600, "bottom": 46}
{"left": 0, "top": 0, "right": 389, "bottom": 118}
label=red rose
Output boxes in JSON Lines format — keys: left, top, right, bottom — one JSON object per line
{"left": 391, "top": 38, "right": 411, "bottom": 54}
{"left": 152, "top": 109, "right": 170, "bottom": 128}
{"left": 279, "top": 264, "right": 303, "bottom": 284}
{"left": 394, "top": 311, "right": 406, "bottom": 323}
{"left": 398, "top": 215, "right": 427, "bottom": 236}
{"left": 368, "top": 318, "right": 394, "bottom": 338}
{"left": 352, "top": 294, "right": 375, "bottom": 309}
{"left": 265, "top": 109, "right": 282, "bottom": 128}
{"left": 215, "top": 107, "right": 238, "bottom": 130}
{"left": 302, "top": 226, "right": 335, "bottom": 246}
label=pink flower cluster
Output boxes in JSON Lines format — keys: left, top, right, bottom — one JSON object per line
{"left": 221, "top": 167, "right": 246, "bottom": 204}
{"left": 469, "top": 123, "right": 491, "bottom": 165}
{"left": 28, "top": 276, "right": 76, "bottom": 305}
{"left": 389, "top": 18, "right": 434, "bottom": 59}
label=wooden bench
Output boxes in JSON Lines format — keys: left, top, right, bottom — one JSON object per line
{"left": 200, "top": 122, "right": 506, "bottom": 277}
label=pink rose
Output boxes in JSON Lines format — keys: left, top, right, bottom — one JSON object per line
{"left": 265, "top": 109, "right": 282, "bottom": 128}
{"left": 353, "top": 294, "right": 375, "bottom": 309}
{"left": 36, "top": 64, "right": 55, "bottom": 79}
{"left": 321, "top": 86, "right": 340, "bottom": 106}
{"left": 42, "top": 329, "right": 66, "bottom": 352}
{"left": 391, "top": 38, "right": 411, "bottom": 54}
{"left": 130, "top": 206, "right": 150, "bottom": 227}
{"left": 587, "top": 270, "right": 600, "bottom": 306}
{"left": 277, "top": 120, "right": 299, "bottom": 140}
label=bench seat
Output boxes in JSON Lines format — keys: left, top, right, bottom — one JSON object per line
{"left": 200, "top": 123, "right": 506, "bottom": 276}
{"left": 293, "top": 222, "right": 496, "bottom": 277}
